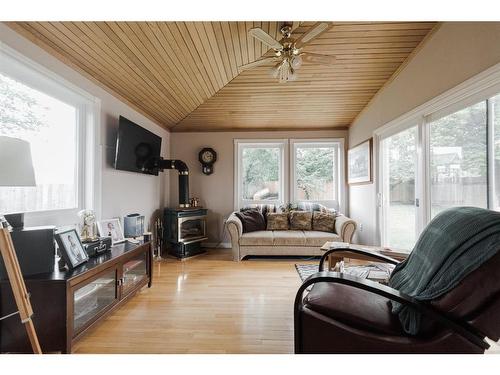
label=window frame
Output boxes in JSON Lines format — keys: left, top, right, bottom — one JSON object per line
{"left": 234, "top": 139, "right": 288, "bottom": 210}
{"left": 0, "top": 44, "right": 101, "bottom": 227}
{"left": 290, "top": 138, "right": 345, "bottom": 212}
{"left": 375, "top": 62, "right": 500, "bottom": 249}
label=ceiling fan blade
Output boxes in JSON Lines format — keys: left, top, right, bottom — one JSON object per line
{"left": 248, "top": 28, "right": 283, "bottom": 50}
{"left": 294, "top": 22, "right": 333, "bottom": 49}
{"left": 301, "top": 52, "right": 336, "bottom": 66}
{"left": 239, "top": 57, "right": 279, "bottom": 71}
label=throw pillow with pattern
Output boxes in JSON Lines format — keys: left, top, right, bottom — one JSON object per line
{"left": 266, "top": 213, "right": 289, "bottom": 230}
{"left": 289, "top": 210, "right": 313, "bottom": 231}
{"left": 312, "top": 211, "right": 335, "bottom": 232}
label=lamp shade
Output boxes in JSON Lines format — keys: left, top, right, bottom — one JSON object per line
{"left": 0, "top": 136, "right": 36, "bottom": 187}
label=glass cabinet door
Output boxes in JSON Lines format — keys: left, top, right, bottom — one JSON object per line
{"left": 73, "top": 268, "right": 117, "bottom": 334}
{"left": 121, "top": 252, "right": 148, "bottom": 295}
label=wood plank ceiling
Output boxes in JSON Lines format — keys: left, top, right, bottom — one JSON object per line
{"left": 6, "top": 21, "right": 437, "bottom": 132}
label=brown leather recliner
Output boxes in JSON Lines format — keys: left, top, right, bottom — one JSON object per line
{"left": 294, "top": 248, "right": 500, "bottom": 353}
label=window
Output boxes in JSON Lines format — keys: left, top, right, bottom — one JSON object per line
{"left": 0, "top": 46, "right": 98, "bottom": 225}
{"left": 0, "top": 73, "right": 78, "bottom": 213}
{"left": 291, "top": 140, "right": 343, "bottom": 209}
{"left": 234, "top": 139, "right": 345, "bottom": 211}
{"left": 377, "top": 64, "right": 500, "bottom": 251}
{"left": 235, "top": 140, "right": 286, "bottom": 209}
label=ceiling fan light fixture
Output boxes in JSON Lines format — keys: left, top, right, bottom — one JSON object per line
{"left": 286, "top": 70, "right": 298, "bottom": 82}
{"left": 272, "top": 59, "right": 297, "bottom": 83}
{"left": 270, "top": 61, "right": 283, "bottom": 79}
{"left": 291, "top": 55, "right": 302, "bottom": 69}
{"left": 242, "top": 22, "right": 336, "bottom": 83}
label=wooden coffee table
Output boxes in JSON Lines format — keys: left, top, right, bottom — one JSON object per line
{"left": 320, "top": 242, "right": 410, "bottom": 271}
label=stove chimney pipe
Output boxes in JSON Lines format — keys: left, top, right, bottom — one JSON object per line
{"left": 152, "top": 158, "right": 190, "bottom": 207}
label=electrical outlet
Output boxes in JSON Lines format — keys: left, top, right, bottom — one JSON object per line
{"left": 359, "top": 223, "right": 364, "bottom": 232}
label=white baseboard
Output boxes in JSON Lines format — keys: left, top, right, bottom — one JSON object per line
{"left": 202, "top": 242, "right": 231, "bottom": 249}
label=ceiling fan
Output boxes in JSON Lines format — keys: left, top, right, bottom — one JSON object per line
{"left": 239, "top": 22, "right": 335, "bottom": 83}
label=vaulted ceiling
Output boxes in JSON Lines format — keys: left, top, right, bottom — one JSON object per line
{"left": 6, "top": 21, "right": 437, "bottom": 132}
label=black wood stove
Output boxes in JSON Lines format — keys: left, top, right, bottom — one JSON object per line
{"left": 164, "top": 207, "right": 208, "bottom": 259}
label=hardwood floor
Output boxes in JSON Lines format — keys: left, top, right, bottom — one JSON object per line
{"left": 72, "top": 249, "right": 311, "bottom": 354}
{"left": 71, "top": 248, "right": 500, "bottom": 354}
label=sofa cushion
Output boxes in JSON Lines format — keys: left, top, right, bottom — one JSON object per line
{"left": 273, "top": 230, "right": 306, "bottom": 246}
{"left": 267, "top": 213, "right": 289, "bottom": 230}
{"left": 235, "top": 209, "right": 266, "bottom": 233}
{"left": 303, "top": 231, "right": 341, "bottom": 247}
{"left": 239, "top": 230, "right": 273, "bottom": 246}
{"left": 312, "top": 211, "right": 335, "bottom": 232}
{"left": 289, "top": 211, "right": 312, "bottom": 231}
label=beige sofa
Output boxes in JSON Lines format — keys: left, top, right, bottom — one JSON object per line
{"left": 226, "top": 213, "right": 357, "bottom": 261}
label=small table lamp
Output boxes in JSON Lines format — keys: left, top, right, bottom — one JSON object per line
{"left": 0, "top": 136, "right": 36, "bottom": 229}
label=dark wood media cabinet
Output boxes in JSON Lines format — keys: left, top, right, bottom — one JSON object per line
{"left": 0, "top": 241, "right": 152, "bottom": 353}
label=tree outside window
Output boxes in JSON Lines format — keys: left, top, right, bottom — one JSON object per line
{"left": 242, "top": 147, "right": 280, "bottom": 201}
{"left": 295, "top": 146, "right": 336, "bottom": 201}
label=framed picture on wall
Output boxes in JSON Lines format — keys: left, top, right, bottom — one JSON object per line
{"left": 348, "top": 138, "right": 373, "bottom": 185}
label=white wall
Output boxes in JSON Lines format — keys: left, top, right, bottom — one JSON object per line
{"left": 0, "top": 24, "right": 170, "bottom": 230}
{"left": 169, "top": 129, "right": 348, "bottom": 245}
{"left": 349, "top": 22, "right": 500, "bottom": 245}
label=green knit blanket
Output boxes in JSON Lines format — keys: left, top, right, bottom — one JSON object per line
{"left": 388, "top": 206, "right": 500, "bottom": 335}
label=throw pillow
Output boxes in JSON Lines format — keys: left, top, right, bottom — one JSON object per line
{"left": 241, "top": 204, "right": 276, "bottom": 225}
{"left": 266, "top": 213, "right": 289, "bottom": 230}
{"left": 235, "top": 209, "right": 266, "bottom": 233}
{"left": 289, "top": 211, "right": 313, "bottom": 231}
{"left": 312, "top": 211, "right": 335, "bottom": 232}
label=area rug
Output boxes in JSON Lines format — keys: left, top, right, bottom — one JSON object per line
{"left": 295, "top": 264, "right": 319, "bottom": 281}
{"left": 295, "top": 263, "right": 394, "bottom": 282}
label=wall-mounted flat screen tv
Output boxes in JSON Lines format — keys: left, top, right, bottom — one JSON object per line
{"left": 114, "top": 116, "right": 162, "bottom": 176}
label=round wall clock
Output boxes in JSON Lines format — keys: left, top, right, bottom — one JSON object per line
{"left": 198, "top": 148, "right": 217, "bottom": 175}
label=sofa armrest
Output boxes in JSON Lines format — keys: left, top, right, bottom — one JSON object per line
{"left": 226, "top": 213, "right": 243, "bottom": 261}
{"left": 335, "top": 215, "right": 357, "bottom": 243}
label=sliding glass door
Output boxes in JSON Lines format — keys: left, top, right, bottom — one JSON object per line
{"left": 381, "top": 126, "right": 418, "bottom": 250}
{"left": 429, "top": 102, "right": 488, "bottom": 217}
{"left": 379, "top": 90, "right": 500, "bottom": 252}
